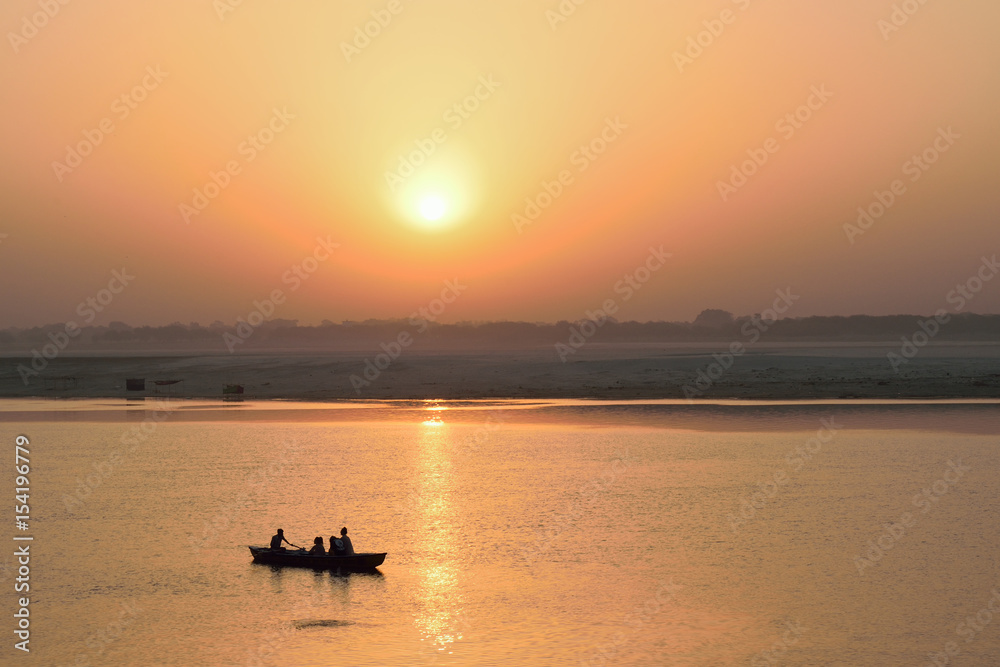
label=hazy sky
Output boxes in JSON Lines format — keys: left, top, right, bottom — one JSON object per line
{"left": 2, "top": 0, "right": 998, "bottom": 328}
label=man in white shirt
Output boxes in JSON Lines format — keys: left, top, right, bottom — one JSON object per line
{"left": 332, "top": 527, "right": 355, "bottom": 556}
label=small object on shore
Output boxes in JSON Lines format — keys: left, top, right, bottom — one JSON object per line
{"left": 247, "top": 546, "right": 386, "bottom": 572}
{"left": 293, "top": 619, "right": 356, "bottom": 629}
{"left": 153, "top": 379, "right": 182, "bottom": 395}
{"left": 223, "top": 384, "right": 244, "bottom": 395}
{"left": 126, "top": 378, "right": 145, "bottom": 391}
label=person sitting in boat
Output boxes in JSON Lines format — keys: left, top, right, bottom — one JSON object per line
{"left": 270, "top": 528, "right": 294, "bottom": 551}
{"left": 331, "top": 527, "right": 355, "bottom": 556}
{"left": 308, "top": 536, "right": 326, "bottom": 556}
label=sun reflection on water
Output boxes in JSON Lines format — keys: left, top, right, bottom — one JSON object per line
{"left": 421, "top": 400, "right": 448, "bottom": 427}
{"left": 413, "top": 411, "right": 466, "bottom": 655}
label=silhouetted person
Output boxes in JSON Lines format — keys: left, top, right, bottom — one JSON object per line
{"left": 332, "top": 527, "right": 354, "bottom": 556}
{"left": 308, "top": 536, "right": 326, "bottom": 555}
{"left": 270, "top": 528, "right": 293, "bottom": 551}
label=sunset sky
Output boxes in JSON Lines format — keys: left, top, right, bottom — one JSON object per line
{"left": 1, "top": 0, "right": 998, "bottom": 328}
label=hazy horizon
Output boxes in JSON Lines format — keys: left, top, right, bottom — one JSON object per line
{"left": 4, "top": 309, "right": 1000, "bottom": 332}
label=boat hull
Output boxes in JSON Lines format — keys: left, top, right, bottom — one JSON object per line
{"left": 248, "top": 546, "right": 386, "bottom": 571}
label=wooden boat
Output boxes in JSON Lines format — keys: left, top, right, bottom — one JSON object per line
{"left": 248, "top": 546, "right": 386, "bottom": 571}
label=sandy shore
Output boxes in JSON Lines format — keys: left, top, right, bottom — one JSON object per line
{"left": 2, "top": 342, "right": 999, "bottom": 400}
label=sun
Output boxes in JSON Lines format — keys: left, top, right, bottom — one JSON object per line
{"left": 384, "top": 143, "right": 479, "bottom": 232}
{"left": 419, "top": 196, "right": 447, "bottom": 222}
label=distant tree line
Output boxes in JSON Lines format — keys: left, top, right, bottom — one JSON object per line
{"left": 0, "top": 312, "right": 998, "bottom": 353}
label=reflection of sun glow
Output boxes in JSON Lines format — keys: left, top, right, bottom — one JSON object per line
{"left": 415, "top": 563, "right": 463, "bottom": 647}
{"left": 422, "top": 401, "right": 448, "bottom": 425}
{"left": 413, "top": 422, "right": 463, "bottom": 655}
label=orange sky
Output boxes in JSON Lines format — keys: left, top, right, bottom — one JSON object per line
{"left": 1, "top": 0, "right": 998, "bottom": 328}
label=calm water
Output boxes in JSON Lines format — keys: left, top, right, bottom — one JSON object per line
{"left": 2, "top": 399, "right": 999, "bottom": 666}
